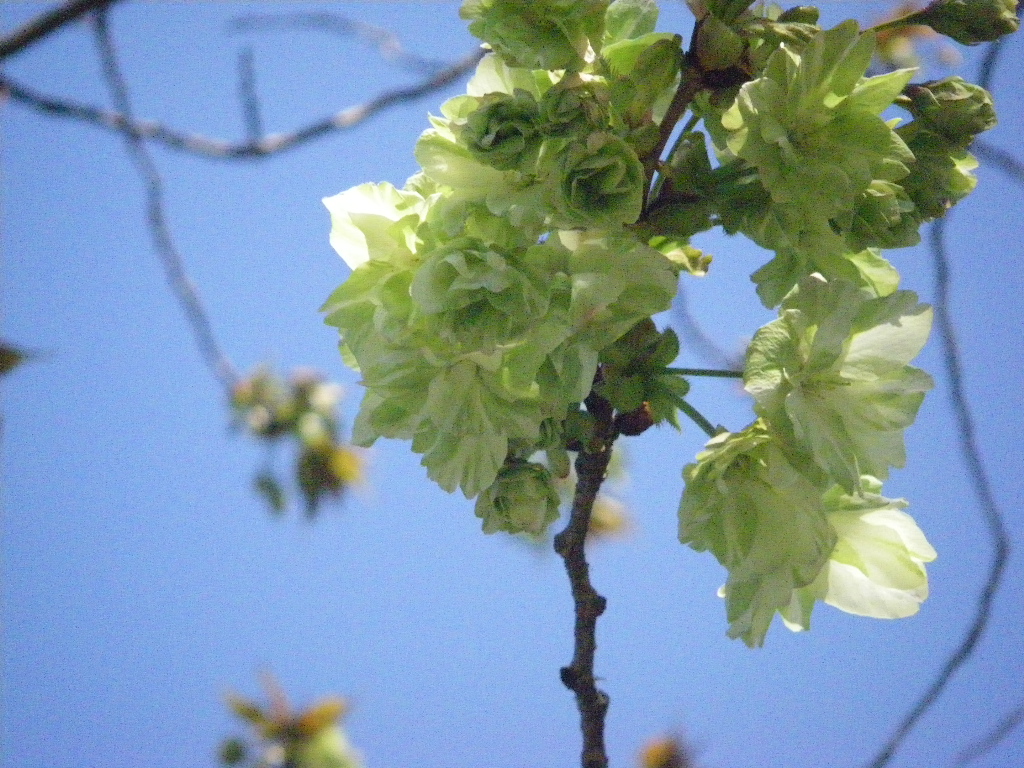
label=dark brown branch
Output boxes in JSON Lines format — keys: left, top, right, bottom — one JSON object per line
{"left": 553, "top": 392, "right": 617, "bottom": 768}
{"left": 0, "top": 49, "right": 484, "bottom": 160}
{"left": 91, "top": 7, "right": 239, "bottom": 393}
{"left": 0, "top": 0, "right": 122, "bottom": 61}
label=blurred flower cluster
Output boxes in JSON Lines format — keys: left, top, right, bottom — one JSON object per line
{"left": 231, "top": 367, "right": 362, "bottom": 517}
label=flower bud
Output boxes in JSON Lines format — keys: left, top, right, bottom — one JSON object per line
{"left": 475, "top": 461, "right": 561, "bottom": 535}
{"left": 903, "top": 77, "right": 997, "bottom": 145}
{"left": 915, "top": 0, "right": 1019, "bottom": 45}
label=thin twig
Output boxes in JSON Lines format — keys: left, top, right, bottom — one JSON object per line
{"left": 231, "top": 12, "right": 447, "bottom": 74}
{"left": 0, "top": 49, "right": 484, "bottom": 160}
{"left": 672, "top": 285, "right": 745, "bottom": 370}
{"left": 951, "top": 700, "right": 1024, "bottom": 767}
{"left": 678, "top": 400, "right": 717, "bottom": 438}
{"left": 553, "top": 392, "right": 615, "bottom": 768}
{"left": 91, "top": 7, "right": 239, "bottom": 393}
{"left": 863, "top": 42, "right": 1012, "bottom": 768}
{"left": 237, "top": 47, "right": 263, "bottom": 142}
{"left": 973, "top": 139, "right": 1024, "bottom": 187}
{"left": 0, "top": 0, "right": 121, "bottom": 61}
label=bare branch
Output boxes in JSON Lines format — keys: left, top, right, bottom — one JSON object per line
{"left": 237, "top": 46, "right": 263, "bottom": 142}
{"left": 952, "top": 701, "right": 1024, "bottom": 767}
{"left": 231, "top": 12, "right": 447, "bottom": 75}
{"left": 0, "top": 0, "right": 122, "bottom": 61}
{"left": 864, "top": 43, "right": 1013, "bottom": 768}
{"left": 974, "top": 139, "right": 1024, "bottom": 187}
{"left": 90, "top": 7, "right": 239, "bottom": 393}
{"left": 554, "top": 391, "right": 616, "bottom": 768}
{"left": 0, "top": 48, "right": 484, "bottom": 160}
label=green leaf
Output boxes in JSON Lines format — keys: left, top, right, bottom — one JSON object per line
{"left": 604, "top": 0, "right": 659, "bottom": 45}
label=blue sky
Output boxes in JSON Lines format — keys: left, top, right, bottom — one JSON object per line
{"left": 2, "top": 3, "right": 1023, "bottom": 768}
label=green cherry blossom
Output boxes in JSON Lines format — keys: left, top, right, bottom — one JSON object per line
{"left": 679, "top": 423, "right": 835, "bottom": 647}
{"left": 744, "top": 274, "right": 934, "bottom": 493}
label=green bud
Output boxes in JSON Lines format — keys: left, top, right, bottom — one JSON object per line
{"left": 896, "top": 127, "right": 979, "bottom": 219}
{"left": 461, "top": 90, "right": 542, "bottom": 171}
{"left": 219, "top": 738, "right": 247, "bottom": 766}
{"left": 914, "top": 0, "right": 1020, "bottom": 45}
{"left": 847, "top": 180, "right": 921, "bottom": 251}
{"left": 902, "top": 77, "right": 997, "bottom": 145}
{"left": 695, "top": 13, "right": 746, "bottom": 70}
{"left": 475, "top": 461, "right": 561, "bottom": 535}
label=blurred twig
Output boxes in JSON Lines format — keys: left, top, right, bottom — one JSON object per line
{"left": 0, "top": 48, "right": 484, "bottom": 160}
{"left": 973, "top": 139, "right": 1024, "bottom": 187}
{"left": 951, "top": 700, "right": 1024, "bottom": 767}
{"left": 863, "top": 37, "right": 1013, "bottom": 768}
{"left": 231, "top": 12, "right": 448, "bottom": 74}
{"left": 237, "top": 46, "right": 263, "bottom": 142}
{"left": 0, "top": 0, "right": 121, "bottom": 60}
{"left": 671, "top": 284, "right": 744, "bottom": 370}
{"left": 91, "top": 7, "right": 239, "bottom": 392}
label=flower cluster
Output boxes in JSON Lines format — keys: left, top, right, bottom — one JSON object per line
{"left": 323, "top": 0, "right": 1009, "bottom": 642}
{"left": 323, "top": 0, "right": 687, "bottom": 529}
{"left": 231, "top": 367, "right": 361, "bottom": 517}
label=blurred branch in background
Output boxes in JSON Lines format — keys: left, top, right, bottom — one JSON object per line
{"left": 89, "top": 8, "right": 360, "bottom": 518}
{"left": 91, "top": 6, "right": 239, "bottom": 392}
{"left": 230, "top": 11, "right": 449, "bottom": 75}
{"left": 0, "top": 48, "right": 483, "bottom": 160}
{"left": 951, "top": 699, "right": 1024, "bottom": 767}
{"left": 864, "top": 36, "right": 1014, "bottom": 768}
{"left": 0, "top": 0, "right": 122, "bottom": 60}
{"left": 974, "top": 138, "right": 1024, "bottom": 186}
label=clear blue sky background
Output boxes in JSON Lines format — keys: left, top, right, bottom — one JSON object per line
{"left": 2, "top": 3, "right": 1023, "bottom": 768}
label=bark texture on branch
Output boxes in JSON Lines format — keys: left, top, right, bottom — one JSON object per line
{"left": 554, "top": 392, "right": 617, "bottom": 768}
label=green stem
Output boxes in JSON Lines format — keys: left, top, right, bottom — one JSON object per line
{"left": 678, "top": 400, "right": 718, "bottom": 438}
{"left": 869, "top": 10, "right": 927, "bottom": 36}
{"left": 666, "top": 367, "right": 743, "bottom": 378}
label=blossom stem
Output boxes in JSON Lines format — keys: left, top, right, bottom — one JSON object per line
{"left": 679, "top": 400, "right": 718, "bottom": 438}
{"left": 666, "top": 367, "right": 744, "bottom": 378}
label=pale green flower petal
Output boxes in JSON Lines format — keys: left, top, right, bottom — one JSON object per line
{"left": 745, "top": 274, "right": 933, "bottom": 492}
{"left": 782, "top": 478, "right": 936, "bottom": 629}
{"left": 679, "top": 423, "right": 835, "bottom": 647}
{"left": 323, "top": 182, "right": 429, "bottom": 270}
